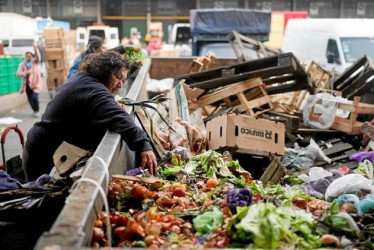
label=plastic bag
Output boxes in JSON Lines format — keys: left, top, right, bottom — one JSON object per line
{"left": 325, "top": 174, "right": 374, "bottom": 200}
{"left": 299, "top": 167, "right": 332, "bottom": 183}
{"left": 357, "top": 194, "right": 374, "bottom": 215}
{"left": 282, "top": 139, "right": 331, "bottom": 170}
{"left": 146, "top": 77, "right": 173, "bottom": 92}
{"left": 303, "top": 93, "right": 337, "bottom": 129}
{"left": 193, "top": 206, "right": 223, "bottom": 234}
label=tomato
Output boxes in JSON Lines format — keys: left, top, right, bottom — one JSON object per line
{"left": 172, "top": 188, "right": 186, "bottom": 197}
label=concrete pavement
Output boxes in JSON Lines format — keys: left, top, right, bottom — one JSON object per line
{"left": 0, "top": 81, "right": 50, "bottom": 164}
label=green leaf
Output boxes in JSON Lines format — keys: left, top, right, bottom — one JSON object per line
{"left": 193, "top": 206, "right": 223, "bottom": 234}
{"left": 330, "top": 201, "right": 340, "bottom": 215}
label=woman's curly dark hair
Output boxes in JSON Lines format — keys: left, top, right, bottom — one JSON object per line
{"left": 80, "top": 51, "right": 130, "bottom": 86}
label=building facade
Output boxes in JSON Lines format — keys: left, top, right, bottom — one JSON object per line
{"left": 1, "top": 0, "right": 374, "bottom": 39}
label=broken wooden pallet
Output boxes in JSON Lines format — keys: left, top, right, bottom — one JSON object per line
{"left": 187, "top": 54, "right": 216, "bottom": 73}
{"left": 227, "top": 30, "right": 281, "bottom": 62}
{"left": 309, "top": 96, "right": 374, "bottom": 135}
{"left": 333, "top": 55, "right": 374, "bottom": 99}
{"left": 315, "top": 138, "right": 357, "bottom": 165}
{"left": 285, "top": 61, "right": 332, "bottom": 114}
{"left": 175, "top": 53, "right": 313, "bottom": 95}
{"left": 195, "top": 78, "right": 273, "bottom": 116}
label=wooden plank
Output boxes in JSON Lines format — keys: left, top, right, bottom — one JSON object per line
{"left": 196, "top": 78, "right": 262, "bottom": 106}
{"left": 323, "top": 143, "right": 353, "bottom": 156}
{"left": 236, "top": 95, "right": 273, "bottom": 112}
{"left": 265, "top": 111, "right": 300, "bottom": 131}
{"left": 355, "top": 103, "right": 374, "bottom": 115}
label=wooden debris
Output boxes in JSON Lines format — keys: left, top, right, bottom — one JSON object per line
{"left": 334, "top": 55, "right": 374, "bottom": 99}
{"left": 187, "top": 54, "right": 216, "bottom": 73}
{"left": 195, "top": 78, "right": 273, "bottom": 117}
{"left": 315, "top": 138, "right": 357, "bottom": 165}
{"left": 176, "top": 53, "right": 312, "bottom": 96}
{"left": 112, "top": 175, "right": 163, "bottom": 185}
{"left": 260, "top": 153, "right": 286, "bottom": 184}
{"left": 309, "top": 96, "right": 374, "bottom": 135}
{"left": 227, "top": 30, "right": 281, "bottom": 62}
{"left": 280, "top": 61, "right": 332, "bottom": 114}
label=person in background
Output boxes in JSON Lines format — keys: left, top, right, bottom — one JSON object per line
{"left": 23, "top": 51, "right": 157, "bottom": 181}
{"left": 17, "top": 44, "right": 42, "bottom": 118}
{"left": 67, "top": 35, "right": 104, "bottom": 79}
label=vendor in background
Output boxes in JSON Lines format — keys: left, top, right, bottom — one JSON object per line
{"left": 68, "top": 36, "right": 138, "bottom": 80}
{"left": 23, "top": 51, "right": 157, "bottom": 181}
{"left": 17, "top": 44, "right": 43, "bottom": 118}
{"left": 67, "top": 35, "right": 104, "bottom": 79}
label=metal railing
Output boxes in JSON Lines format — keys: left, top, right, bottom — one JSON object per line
{"left": 35, "top": 60, "right": 151, "bottom": 249}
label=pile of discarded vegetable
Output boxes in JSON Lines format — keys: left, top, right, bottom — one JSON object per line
{"left": 91, "top": 150, "right": 374, "bottom": 249}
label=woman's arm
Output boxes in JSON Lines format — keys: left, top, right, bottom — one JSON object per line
{"left": 87, "top": 88, "right": 158, "bottom": 174}
{"left": 33, "top": 44, "right": 41, "bottom": 64}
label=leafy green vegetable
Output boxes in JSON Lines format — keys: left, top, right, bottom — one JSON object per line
{"left": 193, "top": 206, "right": 223, "bottom": 234}
{"left": 234, "top": 175, "right": 249, "bottom": 188}
{"left": 142, "top": 199, "right": 155, "bottom": 211}
{"left": 282, "top": 173, "right": 305, "bottom": 186}
{"left": 159, "top": 165, "right": 182, "bottom": 178}
{"left": 183, "top": 150, "right": 232, "bottom": 179}
{"left": 125, "top": 47, "right": 145, "bottom": 64}
{"left": 229, "top": 203, "right": 321, "bottom": 249}
{"left": 354, "top": 162, "right": 374, "bottom": 177}
{"left": 116, "top": 185, "right": 134, "bottom": 211}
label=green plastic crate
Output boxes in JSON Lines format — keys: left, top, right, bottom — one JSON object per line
{"left": 0, "top": 84, "right": 9, "bottom": 95}
{"left": 8, "top": 82, "right": 20, "bottom": 93}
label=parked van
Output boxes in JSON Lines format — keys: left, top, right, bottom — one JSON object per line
{"left": 76, "top": 25, "right": 119, "bottom": 50}
{"left": 282, "top": 19, "right": 374, "bottom": 73}
{"left": 2, "top": 36, "right": 35, "bottom": 57}
{"left": 0, "top": 13, "right": 37, "bottom": 56}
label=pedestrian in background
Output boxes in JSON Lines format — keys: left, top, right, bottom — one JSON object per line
{"left": 17, "top": 44, "right": 42, "bottom": 118}
{"left": 67, "top": 35, "right": 104, "bottom": 79}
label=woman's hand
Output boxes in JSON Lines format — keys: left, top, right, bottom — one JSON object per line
{"left": 140, "top": 150, "right": 158, "bottom": 176}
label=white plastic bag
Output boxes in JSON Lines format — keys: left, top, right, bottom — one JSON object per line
{"left": 299, "top": 167, "right": 332, "bottom": 183}
{"left": 325, "top": 174, "right": 374, "bottom": 200}
{"left": 303, "top": 93, "right": 337, "bottom": 129}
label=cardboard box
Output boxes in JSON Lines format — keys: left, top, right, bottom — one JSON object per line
{"left": 206, "top": 113, "right": 285, "bottom": 155}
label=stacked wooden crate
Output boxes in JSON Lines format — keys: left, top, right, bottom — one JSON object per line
{"left": 43, "top": 28, "right": 67, "bottom": 91}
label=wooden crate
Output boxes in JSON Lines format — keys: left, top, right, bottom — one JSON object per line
{"left": 260, "top": 153, "right": 286, "bottom": 184}
{"left": 196, "top": 78, "right": 273, "bottom": 117}
{"left": 287, "top": 61, "right": 332, "bottom": 114}
{"left": 45, "top": 38, "right": 65, "bottom": 48}
{"left": 47, "top": 69, "right": 66, "bottom": 90}
{"left": 46, "top": 60, "right": 66, "bottom": 71}
{"left": 45, "top": 48, "right": 66, "bottom": 61}
{"left": 310, "top": 96, "right": 374, "bottom": 135}
{"left": 43, "top": 27, "right": 65, "bottom": 39}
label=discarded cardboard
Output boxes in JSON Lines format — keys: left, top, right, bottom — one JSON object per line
{"left": 206, "top": 113, "right": 285, "bottom": 156}
{"left": 53, "top": 141, "right": 91, "bottom": 177}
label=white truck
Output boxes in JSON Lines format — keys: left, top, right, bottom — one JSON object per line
{"left": 76, "top": 25, "right": 119, "bottom": 50}
{"left": 282, "top": 18, "right": 374, "bottom": 73}
{"left": 0, "top": 12, "right": 38, "bottom": 56}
